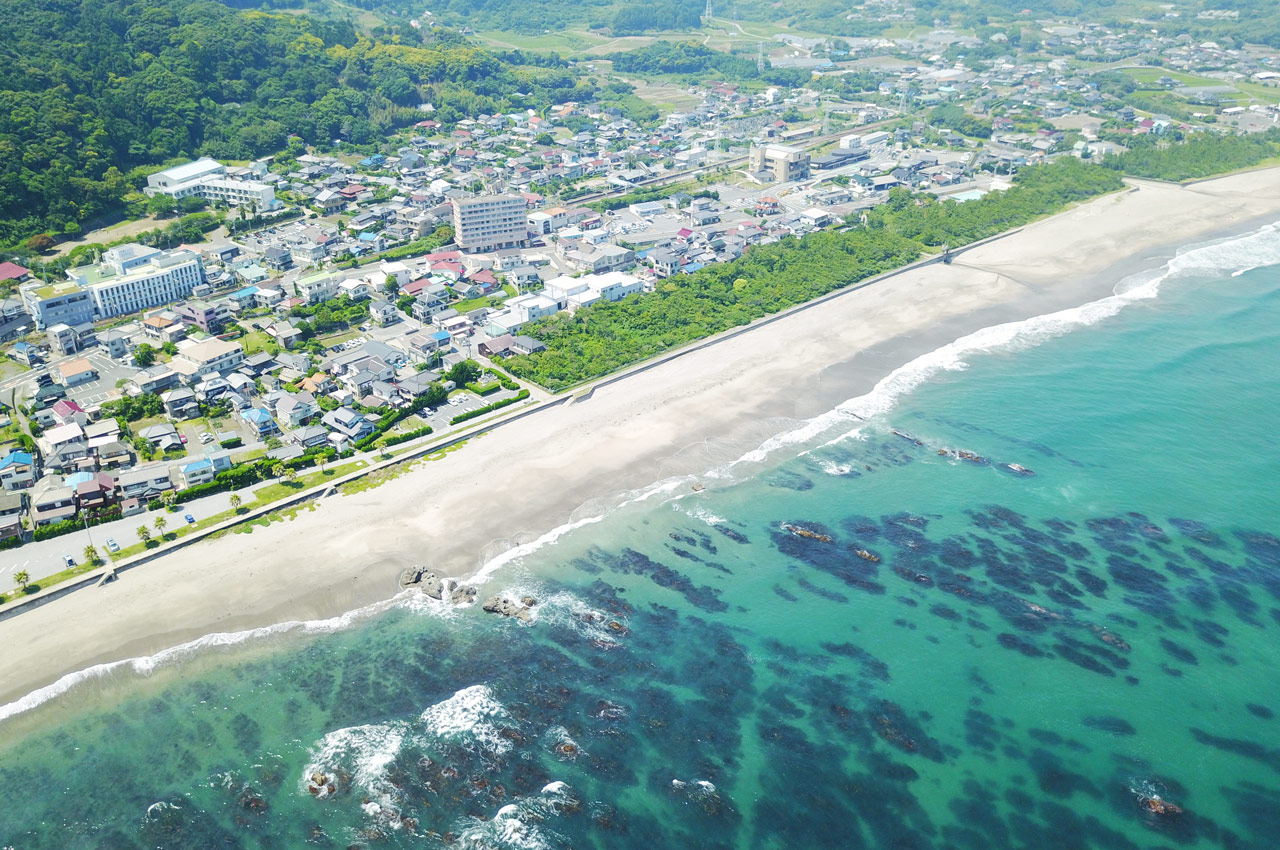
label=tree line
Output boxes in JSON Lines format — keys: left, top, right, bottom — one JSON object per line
{"left": 504, "top": 158, "right": 1126, "bottom": 391}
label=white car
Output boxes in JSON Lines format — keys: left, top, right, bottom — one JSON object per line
{"left": 199, "top": 432, "right": 215, "bottom": 444}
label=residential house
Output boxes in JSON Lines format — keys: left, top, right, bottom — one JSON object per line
{"left": 56, "top": 358, "right": 98, "bottom": 387}
{"left": 138, "top": 422, "right": 183, "bottom": 452}
{"left": 38, "top": 423, "right": 91, "bottom": 473}
{"left": 240, "top": 407, "right": 278, "bottom": 436}
{"left": 126, "top": 365, "right": 180, "bottom": 396}
{"left": 267, "top": 321, "right": 303, "bottom": 349}
{"left": 175, "top": 299, "right": 232, "bottom": 334}
{"left": 96, "top": 441, "right": 133, "bottom": 469}
{"left": 0, "top": 451, "right": 36, "bottom": 490}
{"left": 322, "top": 407, "right": 374, "bottom": 441}
{"left": 275, "top": 391, "right": 319, "bottom": 427}
{"left": 369, "top": 299, "right": 398, "bottom": 326}
{"left": 117, "top": 464, "right": 174, "bottom": 500}
{"left": 161, "top": 386, "right": 200, "bottom": 420}
{"left": 289, "top": 425, "right": 330, "bottom": 449}
{"left": 74, "top": 473, "right": 118, "bottom": 514}
{"left": 29, "top": 480, "right": 77, "bottom": 526}
{"left": 171, "top": 338, "right": 245, "bottom": 380}
{"left": 0, "top": 491, "right": 23, "bottom": 540}
{"left": 179, "top": 451, "right": 232, "bottom": 487}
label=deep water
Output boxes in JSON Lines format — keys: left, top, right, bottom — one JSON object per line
{"left": 2, "top": 227, "right": 1280, "bottom": 850}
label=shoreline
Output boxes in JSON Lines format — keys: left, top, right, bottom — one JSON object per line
{"left": 4, "top": 169, "right": 1280, "bottom": 711}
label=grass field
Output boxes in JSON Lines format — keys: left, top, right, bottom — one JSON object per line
{"left": 1122, "top": 67, "right": 1280, "bottom": 106}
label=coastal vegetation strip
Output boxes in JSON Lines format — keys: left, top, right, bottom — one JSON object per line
{"left": 1101, "top": 128, "right": 1280, "bottom": 182}
{"left": 503, "top": 159, "right": 1124, "bottom": 392}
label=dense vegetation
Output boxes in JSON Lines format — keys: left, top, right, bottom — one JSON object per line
{"left": 503, "top": 230, "right": 922, "bottom": 390}
{"left": 1101, "top": 130, "right": 1280, "bottom": 182}
{"left": 927, "top": 104, "right": 992, "bottom": 140}
{"left": 425, "top": 0, "right": 701, "bottom": 34}
{"left": 607, "top": 42, "right": 812, "bottom": 87}
{"left": 506, "top": 159, "right": 1125, "bottom": 390}
{"left": 864, "top": 158, "right": 1125, "bottom": 247}
{"left": 0, "top": 0, "right": 592, "bottom": 245}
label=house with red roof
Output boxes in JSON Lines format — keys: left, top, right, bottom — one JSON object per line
{"left": 0, "top": 261, "right": 30, "bottom": 282}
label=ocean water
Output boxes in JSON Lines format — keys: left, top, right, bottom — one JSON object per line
{"left": 3, "top": 224, "right": 1280, "bottom": 850}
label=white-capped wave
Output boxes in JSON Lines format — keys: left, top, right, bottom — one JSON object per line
{"left": 419, "top": 684, "right": 513, "bottom": 755}
{"left": 302, "top": 721, "right": 407, "bottom": 800}
{"left": 728, "top": 217, "right": 1280, "bottom": 463}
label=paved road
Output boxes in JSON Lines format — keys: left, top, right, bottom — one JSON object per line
{"left": 1, "top": 490, "right": 238, "bottom": 593}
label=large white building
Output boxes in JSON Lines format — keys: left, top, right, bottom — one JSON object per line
{"left": 145, "top": 158, "right": 277, "bottom": 209}
{"left": 452, "top": 194, "right": 529, "bottom": 253}
{"left": 66, "top": 244, "right": 206, "bottom": 320}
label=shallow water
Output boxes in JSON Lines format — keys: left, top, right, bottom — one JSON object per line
{"left": 2, "top": 225, "right": 1279, "bottom": 850}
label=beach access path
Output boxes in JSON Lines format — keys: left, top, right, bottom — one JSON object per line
{"left": 5, "top": 168, "right": 1280, "bottom": 708}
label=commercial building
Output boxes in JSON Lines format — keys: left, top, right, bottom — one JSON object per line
{"left": 452, "top": 195, "right": 529, "bottom": 253}
{"left": 145, "top": 158, "right": 277, "bottom": 209}
{"left": 64, "top": 244, "right": 206, "bottom": 320}
{"left": 748, "top": 144, "right": 811, "bottom": 183}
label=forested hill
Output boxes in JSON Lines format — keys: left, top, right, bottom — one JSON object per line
{"left": 0, "top": 0, "right": 593, "bottom": 246}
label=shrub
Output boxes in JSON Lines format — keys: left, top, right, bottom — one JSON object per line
{"left": 380, "top": 425, "right": 433, "bottom": 448}
{"left": 450, "top": 390, "right": 530, "bottom": 425}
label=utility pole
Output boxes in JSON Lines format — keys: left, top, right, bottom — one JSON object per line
{"left": 704, "top": 0, "right": 712, "bottom": 19}
{"left": 757, "top": 42, "right": 766, "bottom": 73}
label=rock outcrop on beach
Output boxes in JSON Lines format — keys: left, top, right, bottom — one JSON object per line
{"left": 401, "top": 567, "right": 444, "bottom": 598}
{"left": 481, "top": 595, "right": 537, "bottom": 621}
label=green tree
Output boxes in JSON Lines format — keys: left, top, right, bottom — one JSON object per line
{"left": 270, "top": 462, "right": 286, "bottom": 480}
{"left": 24, "top": 234, "right": 54, "bottom": 253}
{"left": 137, "top": 525, "right": 151, "bottom": 545}
{"left": 83, "top": 544, "right": 101, "bottom": 566}
{"left": 14, "top": 569, "right": 30, "bottom": 591}
{"left": 161, "top": 341, "right": 178, "bottom": 356}
{"left": 133, "top": 344, "right": 157, "bottom": 368}
{"left": 154, "top": 515, "right": 168, "bottom": 537}
{"left": 147, "top": 194, "right": 178, "bottom": 217}
{"left": 229, "top": 493, "right": 243, "bottom": 512}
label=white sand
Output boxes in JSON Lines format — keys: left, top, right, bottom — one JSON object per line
{"left": 4, "top": 169, "right": 1280, "bottom": 707}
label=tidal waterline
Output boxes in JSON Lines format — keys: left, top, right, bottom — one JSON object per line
{"left": 2, "top": 227, "right": 1279, "bottom": 849}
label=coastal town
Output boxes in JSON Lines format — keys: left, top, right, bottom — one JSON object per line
{"left": 2, "top": 6, "right": 1280, "bottom": 595}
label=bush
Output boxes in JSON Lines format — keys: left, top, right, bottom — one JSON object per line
{"left": 33, "top": 518, "right": 80, "bottom": 542}
{"left": 219, "top": 437, "right": 243, "bottom": 449}
{"left": 450, "top": 390, "right": 529, "bottom": 425}
{"left": 0, "top": 535, "right": 23, "bottom": 551}
{"left": 466, "top": 381, "right": 501, "bottom": 396}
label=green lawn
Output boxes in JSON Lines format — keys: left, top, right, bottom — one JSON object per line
{"left": 251, "top": 460, "right": 365, "bottom": 503}
{"left": 239, "top": 330, "right": 276, "bottom": 356}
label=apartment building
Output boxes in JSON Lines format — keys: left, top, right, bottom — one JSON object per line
{"left": 20, "top": 280, "right": 94, "bottom": 330}
{"left": 748, "top": 144, "right": 811, "bottom": 183}
{"left": 452, "top": 194, "right": 529, "bottom": 253}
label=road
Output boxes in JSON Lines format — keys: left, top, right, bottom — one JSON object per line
{"left": 1, "top": 490, "right": 238, "bottom": 594}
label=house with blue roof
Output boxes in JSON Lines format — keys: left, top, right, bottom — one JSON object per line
{"left": 240, "top": 406, "right": 278, "bottom": 437}
{"left": 230, "top": 286, "right": 260, "bottom": 308}
{"left": 0, "top": 451, "right": 36, "bottom": 490}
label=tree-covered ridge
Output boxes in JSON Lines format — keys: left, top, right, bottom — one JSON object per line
{"left": 389, "top": 0, "right": 701, "bottom": 35}
{"left": 1101, "top": 130, "right": 1280, "bottom": 182}
{"left": 504, "top": 159, "right": 1125, "bottom": 391}
{"left": 502, "top": 230, "right": 923, "bottom": 391}
{"left": 0, "top": 0, "right": 593, "bottom": 245}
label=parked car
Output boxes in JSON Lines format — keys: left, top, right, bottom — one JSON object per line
{"left": 180, "top": 434, "right": 188, "bottom": 444}
{"left": 63, "top": 554, "right": 75, "bottom": 567}
{"left": 106, "top": 538, "right": 119, "bottom": 553}
{"left": 199, "top": 432, "right": 214, "bottom": 444}
{"left": 184, "top": 514, "right": 196, "bottom": 525}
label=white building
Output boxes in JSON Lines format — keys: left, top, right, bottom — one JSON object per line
{"left": 452, "top": 194, "right": 529, "bottom": 253}
{"left": 66, "top": 244, "right": 206, "bottom": 320}
{"left": 145, "top": 158, "right": 277, "bottom": 209}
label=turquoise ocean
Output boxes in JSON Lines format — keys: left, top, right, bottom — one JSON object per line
{"left": 3, "top": 222, "right": 1280, "bottom": 849}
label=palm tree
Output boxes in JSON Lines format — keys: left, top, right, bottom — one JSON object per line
{"left": 14, "top": 569, "right": 30, "bottom": 591}
{"left": 83, "top": 544, "right": 100, "bottom": 566}
{"left": 137, "top": 525, "right": 151, "bottom": 545}
{"left": 285, "top": 467, "right": 298, "bottom": 485}
{"left": 154, "top": 515, "right": 168, "bottom": 538}
{"left": 271, "top": 462, "right": 286, "bottom": 480}
{"left": 162, "top": 490, "right": 177, "bottom": 509}
{"left": 229, "top": 493, "right": 243, "bottom": 513}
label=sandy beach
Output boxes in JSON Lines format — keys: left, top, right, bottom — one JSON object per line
{"left": 5, "top": 168, "right": 1280, "bottom": 708}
